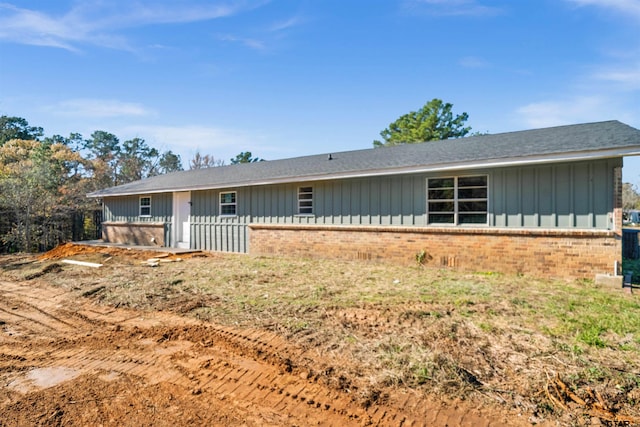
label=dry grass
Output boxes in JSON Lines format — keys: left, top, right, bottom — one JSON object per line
{"left": 2, "top": 248, "right": 640, "bottom": 424}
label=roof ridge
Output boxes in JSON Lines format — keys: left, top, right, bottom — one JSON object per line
{"left": 88, "top": 121, "right": 640, "bottom": 198}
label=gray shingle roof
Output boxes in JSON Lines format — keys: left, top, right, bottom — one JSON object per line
{"left": 88, "top": 120, "right": 640, "bottom": 197}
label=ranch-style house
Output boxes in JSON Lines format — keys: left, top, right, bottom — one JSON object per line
{"left": 88, "top": 120, "right": 640, "bottom": 279}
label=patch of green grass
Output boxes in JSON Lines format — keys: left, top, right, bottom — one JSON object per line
{"left": 344, "top": 335, "right": 358, "bottom": 344}
{"left": 510, "top": 297, "right": 533, "bottom": 309}
{"left": 476, "top": 271, "right": 502, "bottom": 277}
{"left": 478, "top": 322, "right": 494, "bottom": 333}
{"left": 535, "top": 280, "right": 640, "bottom": 348}
{"left": 412, "top": 366, "right": 431, "bottom": 385}
{"left": 285, "top": 318, "right": 309, "bottom": 333}
{"left": 553, "top": 341, "right": 585, "bottom": 356}
{"left": 576, "top": 321, "right": 606, "bottom": 348}
{"left": 569, "top": 366, "right": 610, "bottom": 383}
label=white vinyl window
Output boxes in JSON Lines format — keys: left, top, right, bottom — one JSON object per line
{"left": 139, "top": 196, "right": 151, "bottom": 217}
{"left": 427, "top": 176, "right": 487, "bottom": 225}
{"left": 298, "top": 186, "right": 313, "bottom": 215}
{"left": 220, "top": 191, "right": 237, "bottom": 216}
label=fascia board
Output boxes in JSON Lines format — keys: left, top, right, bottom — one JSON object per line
{"left": 88, "top": 147, "right": 640, "bottom": 198}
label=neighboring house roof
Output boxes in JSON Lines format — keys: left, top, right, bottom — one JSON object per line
{"left": 88, "top": 120, "right": 640, "bottom": 197}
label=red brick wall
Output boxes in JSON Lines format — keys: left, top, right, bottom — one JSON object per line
{"left": 249, "top": 224, "right": 620, "bottom": 279}
{"left": 614, "top": 166, "right": 623, "bottom": 236}
{"left": 102, "top": 221, "right": 165, "bottom": 246}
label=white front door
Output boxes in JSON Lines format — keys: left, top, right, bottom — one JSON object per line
{"left": 174, "top": 192, "right": 191, "bottom": 249}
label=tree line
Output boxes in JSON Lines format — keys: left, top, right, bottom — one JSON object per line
{"left": 0, "top": 116, "right": 260, "bottom": 253}
{"left": 624, "top": 183, "right": 640, "bottom": 211}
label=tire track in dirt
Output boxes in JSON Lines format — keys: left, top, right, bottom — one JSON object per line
{"left": 0, "top": 298, "right": 82, "bottom": 344}
{"left": 0, "top": 279, "right": 526, "bottom": 426}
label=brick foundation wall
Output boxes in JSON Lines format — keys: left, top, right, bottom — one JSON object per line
{"left": 614, "top": 166, "right": 623, "bottom": 237}
{"left": 249, "top": 224, "right": 621, "bottom": 280}
{"left": 102, "top": 221, "right": 165, "bottom": 246}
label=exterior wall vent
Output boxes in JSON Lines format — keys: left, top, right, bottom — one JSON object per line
{"left": 441, "top": 256, "right": 458, "bottom": 267}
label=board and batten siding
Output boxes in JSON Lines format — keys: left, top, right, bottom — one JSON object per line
{"left": 100, "top": 158, "right": 621, "bottom": 251}
{"left": 190, "top": 189, "right": 247, "bottom": 253}
{"left": 490, "top": 158, "right": 618, "bottom": 229}
{"left": 102, "top": 193, "right": 174, "bottom": 246}
{"left": 223, "top": 158, "right": 617, "bottom": 230}
{"left": 241, "top": 176, "right": 425, "bottom": 226}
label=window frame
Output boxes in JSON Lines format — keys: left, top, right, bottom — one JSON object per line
{"left": 219, "top": 191, "right": 237, "bottom": 216}
{"left": 139, "top": 196, "right": 152, "bottom": 217}
{"left": 427, "top": 175, "right": 488, "bottom": 226}
{"left": 297, "top": 186, "right": 314, "bottom": 215}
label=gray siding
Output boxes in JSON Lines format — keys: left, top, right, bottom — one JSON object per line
{"left": 190, "top": 189, "right": 248, "bottom": 252}
{"left": 101, "top": 158, "right": 621, "bottom": 252}
{"left": 237, "top": 159, "right": 616, "bottom": 230}
{"left": 103, "top": 193, "right": 174, "bottom": 244}
{"left": 232, "top": 176, "right": 426, "bottom": 226}
{"left": 491, "top": 159, "right": 617, "bottom": 229}
{"left": 103, "top": 193, "right": 172, "bottom": 222}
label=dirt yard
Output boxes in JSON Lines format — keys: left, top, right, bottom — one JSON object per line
{"left": 1, "top": 243, "right": 638, "bottom": 426}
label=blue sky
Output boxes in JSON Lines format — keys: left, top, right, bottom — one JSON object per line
{"left": 1, "top": 0, "right": 639, "bottom": 185}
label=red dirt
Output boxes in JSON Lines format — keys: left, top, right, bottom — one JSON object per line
{"left": 38, "top": 242, "right": 205, "bottom": 262}
{"left": 0, "top": 264, "right": 535, "bottom": 426}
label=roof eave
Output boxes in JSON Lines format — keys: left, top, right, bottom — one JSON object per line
{"left": 87, "top": 146, "right": 640, "bottom": 198}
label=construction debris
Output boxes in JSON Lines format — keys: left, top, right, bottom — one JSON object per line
{"left": 546, "top": 374, "right": 640, "bottom": 424}
{"left": 141, "top": 257, "right": 182, "bottom": 267}
{"left": 61, "top": 259, "right": 103, "bottom": 268}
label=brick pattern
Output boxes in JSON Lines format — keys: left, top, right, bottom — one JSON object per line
{"left": 102, "top": 221, "right": 165, "bottom": 246}
{"left": 614, "top": 166, "right": 623, "bottom": 235}
{"left": 249, "top": 224, "right": 620, "bottom": 279}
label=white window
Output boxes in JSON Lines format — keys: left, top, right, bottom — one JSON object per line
{"left": 220, "top": 191, "right": 237, "bottom": 216}
{"left": 298, "top": 186, "right": 313, "bottom": 215}
{"left": 139, "top": 196, "right": 151, "bottom": 217}
{"left": 427, "top": 176, "right": 487, "bottom": 225}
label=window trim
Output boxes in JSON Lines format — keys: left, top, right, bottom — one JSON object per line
{"left": 297, "top": 186, "right": 314, "bottom": 215}
{"left": 426, "top": 175, "right": 488, "bottom": 226}
{"left": 219, "top": 191, "right": 237, "bottom": 216}
{"left": 139, "top": 196, "right": 151, "bottom": 217}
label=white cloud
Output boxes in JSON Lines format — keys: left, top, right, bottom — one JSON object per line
{"left": 48, "top": 99, "right": 152, "bottom": 118}
{"left": 592, "top": 62, "right": 640, "bottom": 89}
{"left": 0, "top": 4, "right": 84, "bottom": 51}
{"left": 517, "top": 1, "right": 640, "bottom": 131}
{"left": 217, "top": 34, "right": 266, "bottom": 51}
{"left": 458, "top": 56, "right": 490, "bottom": 68}
{"left": 516, "top": 96, "right": 614, "bottom": 128}
{"left": 401, "top": 0, "right": 503, "bottom": 17}
{"left": 0, "top": 1, "right": 263, "bottom": 52}
{"left": 565, "top": 0, "right": 640, "bottom": 18}
{"left": 109, "top": 3, "right": 237, "bottom": 26}
{"left": 269, "top": 16, "right": 304, "bottom": 32}
{"left": 121, "top": 124, "right": 260, "bottom": 159}
{"left": 216, "top": 14, "right": 306, "bottom": 52}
